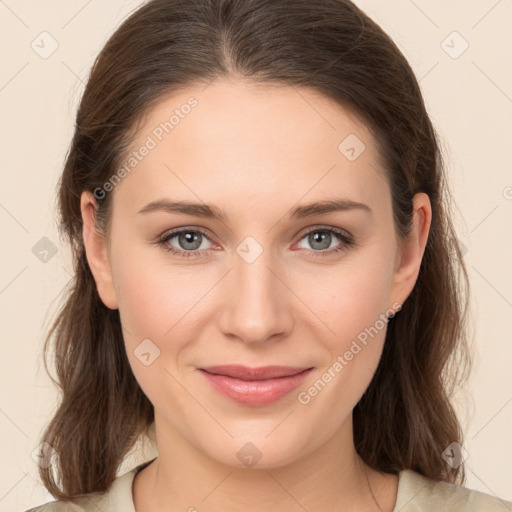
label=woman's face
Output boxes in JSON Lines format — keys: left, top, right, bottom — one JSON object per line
{"left": 83, "top": 78, "right": 428, "bottom": 468}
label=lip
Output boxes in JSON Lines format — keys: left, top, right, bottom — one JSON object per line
{"left": 197, "top": 365, "right": 314, "bottom": 406}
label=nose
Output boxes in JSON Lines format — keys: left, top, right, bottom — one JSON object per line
{"left": 217, "top": 247, "right": 294, "bottom": 346}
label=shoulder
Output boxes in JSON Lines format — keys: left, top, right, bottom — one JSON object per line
{"left": 22, "top": 502, "right": 85, "bottom": 512}
{"left": 22, "top": 466, "right": 139, "bottom": 512}
{"left": 395, "top": 469, "right": 512, "bottom": 511}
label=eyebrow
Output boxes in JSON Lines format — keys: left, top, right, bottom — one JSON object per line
{"left": 137, "top": 198, "right": 371, "bottom": 220}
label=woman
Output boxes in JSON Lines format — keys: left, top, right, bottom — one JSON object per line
{"left": 25, "top": 0, "right": 511, "bottom": 510}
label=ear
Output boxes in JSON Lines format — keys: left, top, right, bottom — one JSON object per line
{"left": 389, "top": 192, "right": 432, "bottom": 308}
{"left": 80, "top": 190, "right": 118, "bottom": 310}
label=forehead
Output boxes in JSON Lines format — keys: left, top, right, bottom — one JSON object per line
{"left": 113, "top": 78, "right": 388, "bottom": 215}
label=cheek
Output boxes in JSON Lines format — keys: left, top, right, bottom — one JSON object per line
{"left": 299, "top": 250, "right": 395, "bottom": 394}
{"left": 113, "top": 245, "right": 205, "bottom": 335}
{"left": 294, "top": 292, "right": 391, "bottom": 422}
{"left": 112, "top": 253, "right": 202, "bottom": 407}
{"left": 305, "top": 253, "right": 395, "bottom": 340}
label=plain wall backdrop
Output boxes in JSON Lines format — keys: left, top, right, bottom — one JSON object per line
{"left": 0, "top": 0, "right": 511, "bottom": 510}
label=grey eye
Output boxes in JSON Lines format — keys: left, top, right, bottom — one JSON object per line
{"left": 177, "top": 231, "right": 204, "bottom": 250}
{"left": 307, "top": 231, "right": 333, "bottom": 250}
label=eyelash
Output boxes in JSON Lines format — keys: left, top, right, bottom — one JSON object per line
{"left": 155, "top": 226, "right": 354, "bottom": 259}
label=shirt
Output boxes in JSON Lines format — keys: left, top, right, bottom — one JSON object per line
{"left": 24, "top": 458, "right": 512, "bottom": 511}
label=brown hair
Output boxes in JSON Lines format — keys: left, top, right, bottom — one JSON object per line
{"left": 39, "top": 0, "right": 471, "bottom": 500}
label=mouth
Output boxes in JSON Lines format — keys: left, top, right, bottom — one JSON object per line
{"left": 199, "top": 365, "right": 313, "bottom": 380}
{"left": 197, "top": 365, "right": 314, "bottom": 406}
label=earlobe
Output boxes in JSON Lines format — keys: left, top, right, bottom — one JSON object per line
{"left": 80, "top": 191, "right": 118, "bottom": 310}
{"left": 390, "top": 192, "right": 432, "bottom": 307}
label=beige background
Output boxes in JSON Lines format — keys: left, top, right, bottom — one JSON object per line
{"left": 0, "top": 0, "right": 510, "bottom": 510}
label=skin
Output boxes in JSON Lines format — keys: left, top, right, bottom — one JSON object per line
{"left": 81, "top": 77, "right": 431, "bottom": 512}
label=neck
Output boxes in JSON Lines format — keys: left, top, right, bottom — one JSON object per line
{"left": 133, "top": 414, "right": 397, "bottom": 512}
